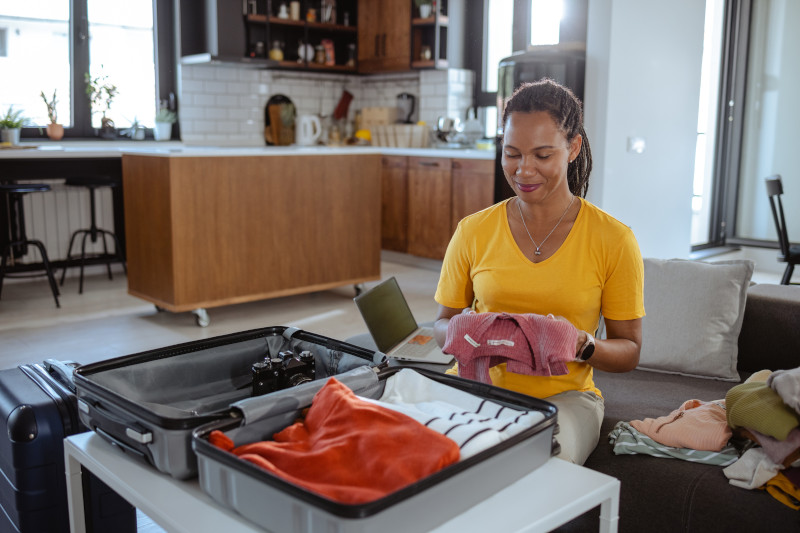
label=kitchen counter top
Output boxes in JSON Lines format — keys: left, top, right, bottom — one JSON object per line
{"left": 0, "top": 141, "right": 495, "bottom": 160}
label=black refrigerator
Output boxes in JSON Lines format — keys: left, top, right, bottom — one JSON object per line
{"left": 494, "top": 45, "right": 587, "bottom": 202}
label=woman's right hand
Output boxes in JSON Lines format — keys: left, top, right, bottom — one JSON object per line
{"left": 434, "top": 305, "right": 472, "bottom": 347}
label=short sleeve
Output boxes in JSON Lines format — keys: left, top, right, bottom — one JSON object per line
{"left": 600, "top": 228, "right": 645, "bottom": 321}
{"left": 434, "top": 221, "right": 475, "bottom": 310}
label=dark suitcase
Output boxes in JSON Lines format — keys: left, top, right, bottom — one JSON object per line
{"left": 73, "top": 326, "right": 385, "bottom": 480}
{"left": 0, "top": 359, "right": 136, "bottom": 533}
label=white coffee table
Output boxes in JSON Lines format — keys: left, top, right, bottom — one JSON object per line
{"left": 65, "top": 432, "right": 619, "bottom": 533}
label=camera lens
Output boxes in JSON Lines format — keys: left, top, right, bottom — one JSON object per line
{"left": 287, "top": 373, "right": 313, "bottom": 387}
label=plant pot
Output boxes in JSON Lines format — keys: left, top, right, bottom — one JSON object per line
{"left": 1, "top": 128, "right": 21, "bottom": 145}
{"left": 154, "top": 121, "right": 173, "bottom": 141}
{"left": 419, "top": 3, "right": 432, "bottom": 18}
{"left": 46, "top": 123, "right": 64, "bottom": 141}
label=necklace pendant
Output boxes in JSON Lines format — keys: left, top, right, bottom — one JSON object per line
{"left": 534, "top": 249, "right": 542, "bottom": 255}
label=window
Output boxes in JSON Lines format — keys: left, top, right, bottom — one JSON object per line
{"left": 469, "top": 0, "right": 578, "bottom": 138}
{"left": 0, "top": 27, "right": 8, "bottom": 57}
{"left": 0, "top": 0, "right": 175, "bottom": 139}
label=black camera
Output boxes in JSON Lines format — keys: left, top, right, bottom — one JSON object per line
{"left": 251, "top": 350, "right": 316, "bottom": 396}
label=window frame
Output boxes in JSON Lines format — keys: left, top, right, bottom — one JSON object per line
{"left": 19, "top": 0, "right": 178, "bottom": 140}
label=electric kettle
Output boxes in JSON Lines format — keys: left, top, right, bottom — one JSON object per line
{"left": 396, "top": 92, "right": 416, "bottom": 124}
{"left": 295, "top": 114, "right": 322, "bottom": 146}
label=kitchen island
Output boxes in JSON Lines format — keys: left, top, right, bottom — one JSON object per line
{"left": 122, "top": 148, "right": 389, "bottom": 324}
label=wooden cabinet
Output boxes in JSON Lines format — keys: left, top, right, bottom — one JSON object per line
{"left": 380, "top": 155, "right": 409, "bottom": 252}
{"left": 450, "top": 158, "right": 495, "bottom": 232}
{"left": 357, "top": 0, "right": 410, "bottom": 73}
{"left": 379, "top": 155, "right": 495, "bottom": 261}
{"left": 407, "top": 157, "right": 452, "bottom": 259}
{"left": 123, "top": 153, "right": 381, "bottom": 312}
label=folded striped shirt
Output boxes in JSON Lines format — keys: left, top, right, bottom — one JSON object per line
{"left": 360, "top": 369, "right": 545, "bottom": 459}
{"left": 609, "top": 421, "right": 739, "bottom": 466}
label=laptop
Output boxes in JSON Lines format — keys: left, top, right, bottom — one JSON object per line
{"left": 354, "top": 277, "right": 454, "bottom": 364}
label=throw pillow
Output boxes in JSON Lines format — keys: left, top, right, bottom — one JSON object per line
{"left": 637, "top": 258, "right": 754, "bottom": 381}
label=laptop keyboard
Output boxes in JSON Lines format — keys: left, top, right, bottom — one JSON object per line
{"left": 394, "top": 338, "right": 435, "bottom": 358}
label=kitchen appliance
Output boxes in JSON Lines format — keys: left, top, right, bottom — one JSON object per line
{"left": 264, "top": 94, "right": 296, "bottom": 146}
{"left": 396, "top": 92, "right": 416, "bottom": 124}
{"left": 494, "top": 44, "right": 586, "bottom": 202}
{"left": 295, "top": 114, "right": 322, "bottom": 146}
{"left": 435, "top": 116, "right": 462, "bottom": 144}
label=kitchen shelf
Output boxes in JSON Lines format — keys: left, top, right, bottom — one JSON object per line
{"left": 411, "top": 59, "right": 448, "bottom": 69}
{"left": 411, "top": 15, "right": 449, "bottom": 26}
{"left": 243, "top": 1, "right": 358, "bottom": 73}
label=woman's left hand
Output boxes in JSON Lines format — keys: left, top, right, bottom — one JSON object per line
{"left": 546, "top": 314, "right": 587, "bottom": 355}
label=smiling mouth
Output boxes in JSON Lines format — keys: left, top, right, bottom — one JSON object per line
{"left": 515, "top": 181, "right": 541, "bottom": 192}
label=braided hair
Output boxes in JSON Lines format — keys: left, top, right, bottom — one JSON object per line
{"left": 501, "top": 79, "right": 592, "bottom": 198}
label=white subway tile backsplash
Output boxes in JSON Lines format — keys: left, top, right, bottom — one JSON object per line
{"left": 194, "top": 94, "right": 217, "bottom": 106}
{"left": 205, "top": 108, "right": 229, "bottom": 120}
{"left": 179, "top": 107, "right": 205, "bottom": 120}
{"left": 204, "top": 81, "right": 228, "bottom": 94}
{"left": 216, "top": 121, "right": 239, "bottom": 134}
{"left": 193, "top": 68, "right": 219, "bottom": 81}
{"left": 178, "top": 64, "right": 472, "bottom": 144}
{"left": 181, "top": 80, "right": 204, "bottom": 93}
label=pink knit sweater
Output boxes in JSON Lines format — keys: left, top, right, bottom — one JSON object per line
{"left": 443, "top": 312, "right": 579, "bottom": 384}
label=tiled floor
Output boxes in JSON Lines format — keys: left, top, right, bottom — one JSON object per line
{"left": 0, "top": 251, "right": 443, "bottom": 369}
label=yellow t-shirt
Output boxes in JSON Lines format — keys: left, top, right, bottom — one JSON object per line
{"left": 435, "top": 197, "right": 645, "bottom": 398}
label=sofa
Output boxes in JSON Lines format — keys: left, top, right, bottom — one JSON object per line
{"left": 346, "top": 258, "right": 800, "bottom": 532}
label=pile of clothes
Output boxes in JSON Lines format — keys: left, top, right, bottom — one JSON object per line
{"left": 609, "top": 367, "right": 800, "bottom": 510}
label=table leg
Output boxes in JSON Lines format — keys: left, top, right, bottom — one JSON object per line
{"left": 65, "top": 448, "right": 87, "bottom": 533}
{"left": 598, "top": 492, "right": 620, "bottom": 533}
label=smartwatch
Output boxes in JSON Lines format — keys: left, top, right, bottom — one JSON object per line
{"left": 577, "top": 332, "right": 596, "bottom": 361}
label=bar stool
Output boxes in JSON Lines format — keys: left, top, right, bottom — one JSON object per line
{"left": 59, "top": 176, "right": 127, "bottom": 294}
{"left": 0, "top": 183, "right": 61, "bottom": 308}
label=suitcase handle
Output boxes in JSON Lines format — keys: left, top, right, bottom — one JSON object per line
{"left": 81, "top": 398, "right": 154, "bottom": 448}
{"left": 43, "top": 359, "right": 79, "bottom": 393}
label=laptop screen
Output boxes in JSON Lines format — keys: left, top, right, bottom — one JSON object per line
{"left": 354, "top": 277, "right": 420, "bottom": 353}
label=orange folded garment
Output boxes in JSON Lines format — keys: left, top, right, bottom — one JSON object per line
{"left": 209, "top": 377, "right": 460, "bottom": 504}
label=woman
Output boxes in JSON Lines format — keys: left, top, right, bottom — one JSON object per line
{"left": 433, "top": 79, "right": 645, "bottom": 465}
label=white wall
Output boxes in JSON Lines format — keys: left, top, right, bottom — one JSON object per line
{"left": 584, "top": 0, "right": 706, "bottom": 259}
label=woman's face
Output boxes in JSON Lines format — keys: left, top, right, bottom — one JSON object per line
{"left": 501, "top": 111, "right": 581, "bottom": 204}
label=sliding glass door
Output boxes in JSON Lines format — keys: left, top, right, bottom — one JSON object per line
{"left": 733, "top": 0, "right": 800, "bottom": 243}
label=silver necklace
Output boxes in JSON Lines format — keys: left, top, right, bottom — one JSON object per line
{"left": 516, "top": 195, "right": 575, "bottom": 256}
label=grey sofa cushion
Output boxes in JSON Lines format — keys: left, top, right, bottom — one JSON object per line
{"left": 638, "top": 258, "right": 754, "bottom": 381}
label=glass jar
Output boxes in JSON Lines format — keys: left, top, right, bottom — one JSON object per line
{"left": 314, "top": 45, "right": 326, "bottom": 64}
{"left": 269, "top": 41, "right": 284, "bottom": 61}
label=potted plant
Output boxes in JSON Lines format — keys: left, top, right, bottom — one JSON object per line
{"left": 414, "top": 0, "right": 433, "bottom": 19}
{"left": 85, "top": 70, "right": 118, "bottom": 139}
{"left": 154, "top": 104, "right": 177, "bottom": 141}
{"left": 40, "top": 89, "right": 64, "bottom": 141}
{"left": 0, "top": 106, "right": 26, "bottom": 145}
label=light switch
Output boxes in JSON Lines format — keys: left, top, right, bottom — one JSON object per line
{"left": 627, "top": 137, "right": 646, "bottom": 154}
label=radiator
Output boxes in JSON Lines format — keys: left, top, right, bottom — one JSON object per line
{"left": 15, "top": 180, "right": 117, "bottom": 265}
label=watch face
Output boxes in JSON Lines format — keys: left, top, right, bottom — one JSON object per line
{"left": 581, "top": 342, "right": 595, "bottom": 361}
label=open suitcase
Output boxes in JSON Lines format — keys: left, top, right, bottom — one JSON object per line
{"left": 192, "top": 365, "right": 558, "bottom": 533}
{"left": 0, "top": 360, "right": 136, "bottom": 533}
{"left": 73, "top": 326, "right": 384, "bottom": 480}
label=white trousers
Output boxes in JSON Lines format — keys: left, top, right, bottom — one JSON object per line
{"left": 546, "top": 390, "right": 605, "bottom": 465}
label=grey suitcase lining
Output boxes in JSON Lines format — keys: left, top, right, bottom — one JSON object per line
{"left": 85, "top": 332, "right": 379, "bottom": 420}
